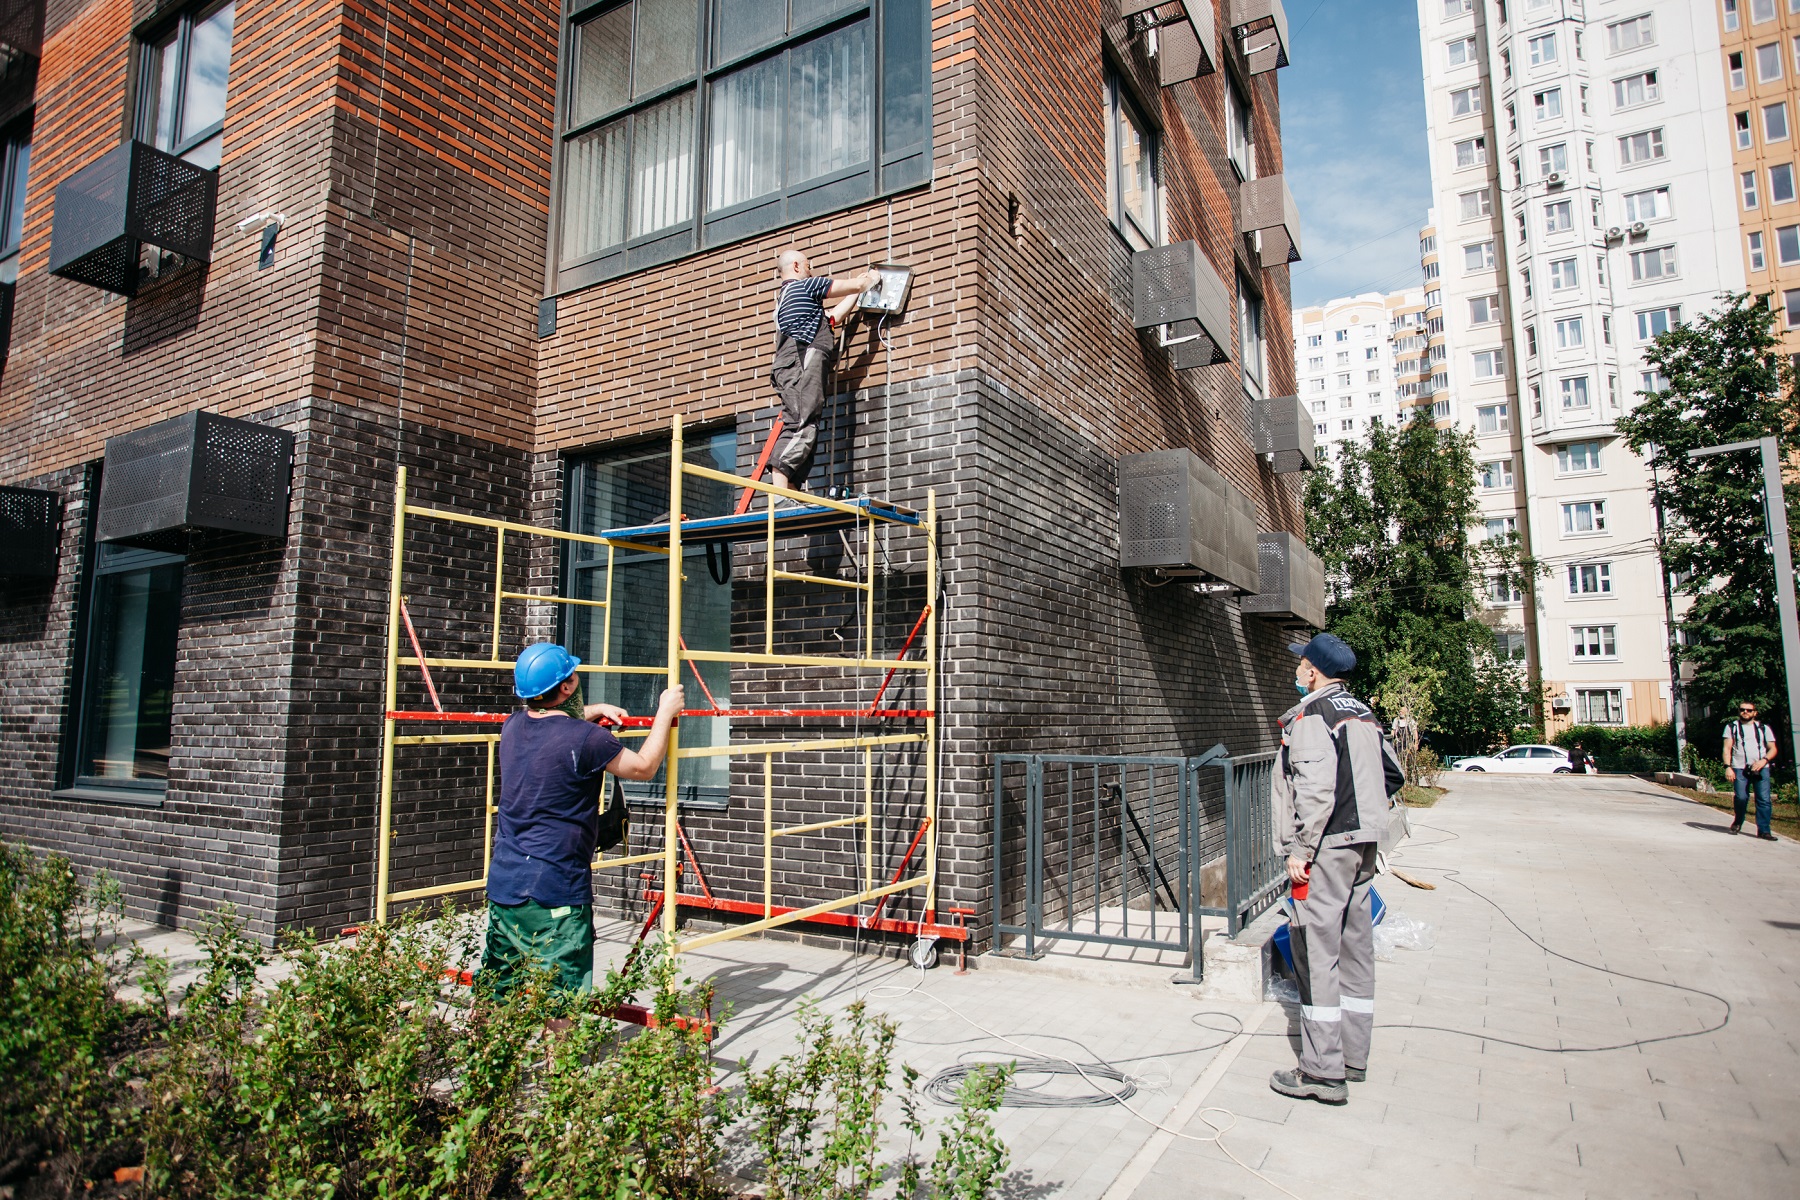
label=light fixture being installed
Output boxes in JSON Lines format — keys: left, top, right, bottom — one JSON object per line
{"left": 858, "top": 263, "right": 914, "bottom": 316}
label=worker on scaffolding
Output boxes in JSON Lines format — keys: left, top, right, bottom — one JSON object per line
{"left": 767, "top": 249, "right": 882, "bottom": 499}
{"left": 480, "top": 642, "right": 684, "bottom": 996}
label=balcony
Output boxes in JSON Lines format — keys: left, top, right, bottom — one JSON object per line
{"left": 1228, "top": 0, "right": 1290, "bottom": 75}
{"left": 1251, "top": 395, "right": 1316, "bottom": 472}
{"left": 1131, "top": 241, "right": 1232, "bottom": 369}
{"left": 95, "top": 412, "right": 294, "bottom": 549}
{"left": 1120, "top": 1, "right": 1217, "bottom": 84}
{"left": 48, "top": 141, "right": 218, "bottom": 297}
{"left": 1240, "top": 173, "right": 1301, "bottom": 268}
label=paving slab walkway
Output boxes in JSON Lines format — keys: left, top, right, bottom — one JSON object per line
{"left": 97, "top": 770, "right": 1800, "bottom": 1199}
{"left": 1116, "top": 772, "right": 1800, "bottom": 1200}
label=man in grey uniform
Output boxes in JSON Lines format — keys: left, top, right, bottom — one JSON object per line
{"left": 1269, "top": 632, "right": 1403, "bottom": 1105}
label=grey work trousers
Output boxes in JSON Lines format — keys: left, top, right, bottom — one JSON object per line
{"left": 1290, "top": 841, "right": 1378, "bottom": 1080}
{"left": 769, "top": 326, "right": 837, "bottom": 490}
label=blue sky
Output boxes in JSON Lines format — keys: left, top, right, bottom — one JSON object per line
{"left": 1280, "top": 0, "right": 1434, "bottom": 309}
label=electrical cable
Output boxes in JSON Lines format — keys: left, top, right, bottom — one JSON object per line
{"left": 856, "top": 962, "right": 1305, "bottom": 1200}
{"left": 923, "top": 1057, "right": 1137, "bottom": 1108}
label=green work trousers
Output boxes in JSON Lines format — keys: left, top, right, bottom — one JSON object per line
{"left": 481, "top": 899, "right": 594, "bottom": 996}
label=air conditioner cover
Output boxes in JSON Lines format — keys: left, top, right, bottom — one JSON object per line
{"left": 49, "top": 141, "right": 219, "bottom": 296}
{"left": 1241, "top": 531, "right": 1326, "bottom": 628}
{"left": 97, "top": 411, "right": 294, "bottom": 547}
{"left": 1228, "top": 0, "right": 1289, "bottom": 73}
{"left": 1132, "top": 241, "right": 1233, "bottom": 367}
{"left": 0, "top": 486, "right": 60, "bottom": 578}
{"left": 1251, "top": 395, "right": 1316, "bottom": 470}
{"left": 1239, "top": 173, "right": 1302, "bottom": 266}
{"left": 1118, "top": 448, "right": 1259, "bottom": 591}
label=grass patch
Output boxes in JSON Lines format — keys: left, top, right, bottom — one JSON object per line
{"left": 1654, "top": 782, "right": 1800, "bottom": 839}
{"left": 1399, "top": 785, "right": 1445, "bottom": 808}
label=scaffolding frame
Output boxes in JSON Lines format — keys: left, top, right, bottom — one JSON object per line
{"left": 375, "top": 416, "right": 942, "bottom": 958}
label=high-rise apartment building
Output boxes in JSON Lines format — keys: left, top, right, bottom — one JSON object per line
{"left": 1716, "top": 0, "right": 1800, "bottom": 338}
{"left": 1294, "top": 288, "right": 1429, "bottom": 460}
{"left": 1418, "top": 0, "right": 1744, "bottom": 732}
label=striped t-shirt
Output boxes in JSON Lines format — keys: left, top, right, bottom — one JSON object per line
{"left": 774, "top": 277, "right": 834, "bottom": 344}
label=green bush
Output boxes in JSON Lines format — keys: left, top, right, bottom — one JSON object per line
{"left": 0, "top": 843, "right": 157, "bottom": 1186}
{"left": 0, "top": 857, "right": 1013, "bottom": 1199}
{"left": 1551, "top": 723, "right": 1680, "bottom": 774}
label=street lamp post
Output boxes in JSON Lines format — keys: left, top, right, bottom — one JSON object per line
{"left": 1687, "top": 436, "right": 1800, "bottom": 776}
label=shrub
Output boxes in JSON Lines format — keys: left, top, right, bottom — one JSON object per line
{"left": 1551, "top": 723, "right": 1679, "bottom": 774}
{"left": 1412, "top": 747, "right": 1442, "bottom": 788}
{"left": 0, "top": 843, "right": 155, "bottom": 1185}
{"left": 925, "top": 1064, "right": 1011, "bottom": 1200}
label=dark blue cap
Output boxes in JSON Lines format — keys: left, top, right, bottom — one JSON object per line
{"left": 1288, "top": 632, "right": 1357, "bottom": 678}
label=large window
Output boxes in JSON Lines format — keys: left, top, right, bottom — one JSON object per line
{"left": 136, "top": 1, "right": 235, "bottom": 170}
{"left": 1568, "top": 562, "right": 1613, "bottom": 595}
{"left": 1562, "top": 499, "right": 1607, "bottom": 534}
{"left": 71, "top": 546, "right": 185, "bottom": 797}
{"left": 554, "top": 0, "right": 930, "bottom": 291}
{"left": 1618, "top": 128, "right": 1665, "bottom": 165}
{"left": 1109, "top": 75, "right": 1159, "bottom": 249}
{"left": 1570, "top": 624, "right": 1618, "bottom": 659}
{"left": 563, "top": 428, "right": 740, "bottom": 806}
{"left": 1226, "top": 77, "right": 1254, "bottom": 181}
{"left": 1607, "top": 15, "right": 1654, "bottom": 53}
{"left": 1576, "top": 688, "right": 1624, "bottom": 724}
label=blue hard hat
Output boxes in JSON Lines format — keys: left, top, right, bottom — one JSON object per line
{"left": 514, "top": 642, "right": 581, "bottom": 699}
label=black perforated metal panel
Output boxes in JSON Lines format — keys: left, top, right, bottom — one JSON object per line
{"left": 1132, "top": 242, "right": 1234, "bottom": 369}
{"left": 49, "top": 142, "right": 218, "bottom": 297}
{"left": 97, "top": 412, "right": 294, "bottom": 546}
{"left": 0, "top": 486, "right": 60, "bottom": 577}
{"left": 191, "top": 414, "right": 294, "bottom": 534}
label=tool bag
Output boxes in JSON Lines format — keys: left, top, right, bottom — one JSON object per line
{"left": 597, "top": 776, "right": 629, "bottom": 852}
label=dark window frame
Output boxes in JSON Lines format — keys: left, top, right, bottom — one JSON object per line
{"left": 132, "top": 0, "right": 236, "bottom": 168}
{"left": 61, "top": 528, "right": 186, "bottom": 804}
{"left": 0, "top": 116, "right": 32, "bottom": 265}
{"left": 548, "top": 0, "right": 932, "bottom": 297}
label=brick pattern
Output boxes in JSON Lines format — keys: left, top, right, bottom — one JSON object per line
{"left": 1, "top": 0, "right": 1306, "bottom": 951}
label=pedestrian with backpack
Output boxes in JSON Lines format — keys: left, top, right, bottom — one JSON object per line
{"left": 1723, "top": 700, "right": 1780, "bottom": 841}
{"left": 1269, "top": 633, "right": 1406, "bottom": 1106}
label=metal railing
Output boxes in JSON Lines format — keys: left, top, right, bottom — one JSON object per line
{"left": 1219, "top": 751, "right": 1284, "bottom": 935}
{"left": 991, "top": 746, "right": 1286, "bottom": 979}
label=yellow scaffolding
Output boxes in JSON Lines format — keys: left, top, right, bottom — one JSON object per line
{"left": 374, "top": 416, "right": 940, "bottom": 957}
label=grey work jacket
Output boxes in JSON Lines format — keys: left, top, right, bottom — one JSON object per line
{"left": 1270, "top": 683, "right": 1402, "bottom": 862}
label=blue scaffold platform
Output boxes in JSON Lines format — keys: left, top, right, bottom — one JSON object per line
{"left": 604, "top": 496, "right": 920, "bottom": 546}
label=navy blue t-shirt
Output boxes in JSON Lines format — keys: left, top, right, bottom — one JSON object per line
{"left": 774, "top": 277, "right": 834, "bottom": 344}
{"left": 486, "top": 711, "right": 625, "bottom": 908}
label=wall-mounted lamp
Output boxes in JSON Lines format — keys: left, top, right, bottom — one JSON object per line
{"left": 858, "top": 263, "right": 914, "bottom": 316}
{"left": 236, "top": 211, "right": 287, "bottom": 270}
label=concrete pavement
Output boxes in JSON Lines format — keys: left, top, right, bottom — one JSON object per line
{"left": 1117, "top": 772, "right": 1800, "bottom": 1200}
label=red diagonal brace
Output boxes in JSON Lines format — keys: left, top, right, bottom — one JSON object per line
{"left": 735, "top": 417, "right": 787, "bottom": 515}
{"left": 677, "top": 635, "right": 724, "bottom": 713}
{"left": 399, "top": 598, "right": 445, "bottom": 713}
{"left": 867, "top": 604, "right": 932, "bottom": 713}
{"left": 864, "top": 816, "right": 932, "bottom": 929}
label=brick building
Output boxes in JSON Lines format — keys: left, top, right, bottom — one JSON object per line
{"left": 0, "top": 0, "right": 1315, "bottom": 947}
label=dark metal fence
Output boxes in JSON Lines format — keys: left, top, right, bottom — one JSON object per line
{"left": 1220, "top": 751, "right": 1284, "bottom": 935}
{"left": 992, "top": 747, "right": 1287, "bottom": 980}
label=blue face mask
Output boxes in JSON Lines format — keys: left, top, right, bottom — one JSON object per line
{"left": 1296, "top": 680, "right": 1311, "bottom": 696}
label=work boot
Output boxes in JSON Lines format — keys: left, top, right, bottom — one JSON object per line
{"left": 1730, "top": 820, "right": 1743, "bottom": 834}
{"left": 1269, "top": 1068, "right": 1347, "bottom": 1105}
{"left": 1758, "top": 831, "right": 1779, "bottom": 841}
{"left": 1344, "top": 1065, "right": 1368, "bottom": 1083}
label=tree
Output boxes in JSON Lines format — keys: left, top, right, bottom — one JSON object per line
{"left": 1615, "top": 292, "right": 1800, "bottom": 761}
{"left": 1305, "top": 416, "right": 1538, "bottom": 754}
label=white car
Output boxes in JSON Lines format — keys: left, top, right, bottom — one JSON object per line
{"left": 1452, "top": 744, "right": 1573, "bottom": 774}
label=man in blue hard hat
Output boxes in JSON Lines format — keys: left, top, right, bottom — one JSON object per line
{"left": 480, "top": 642, "right": 684, "bottom": 996}
{"left": 1268, "top": 632, "right": 1404, "bottom": 1106}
